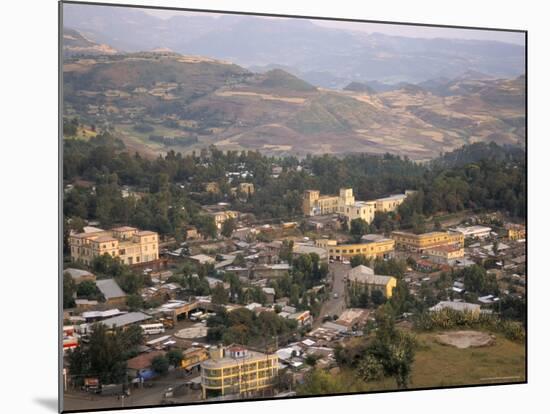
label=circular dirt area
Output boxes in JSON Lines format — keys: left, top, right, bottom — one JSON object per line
{"left": 174, "top": 323, "right": 208, "bottom": 339}
{"left": 436, "top": 330, "right": 495, "bottom": 349}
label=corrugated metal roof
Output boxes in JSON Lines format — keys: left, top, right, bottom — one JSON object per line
{"left": 101, "top": 311, "right": 151, "bottom": 328}
{"left": 96, "top": 279, "right": 126, "bottom": 299}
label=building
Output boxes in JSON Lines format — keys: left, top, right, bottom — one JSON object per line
{"left": 69, "top": 226, "right": 159, "bottom": 266}
{"left": 429, "top": 301, "right": 481, "bottom": 314}
{"left": 292, "top": 243, "right": 328, "bottom": 262}
{"left": 450, "top": 225, "right": 492, "bottom": 239}
{"left": 322, "top": 237, "right": 395, "bottom": 261}
{"left": 127, "top": 350, "right": 166, "bottom": 379}
{"left": 181, "top": 347, "right": 210, "bottom": 372}
{"left": 346, "top": 265, "right": 397, "bottom": 298}
{"left": 391, "top": 230, "right": 464, "bottom": 252}
{"left": 238, "top": 182, "right": 255, "bottom": 196}
{"left": 208, "top": 210, "right": 239, "bottom": 230}
{"left": 506, "top": 223, "right": 526, "bottom": 241}
{"left": 64, "top": 268, "right": 96, "bottom": 285}
{"left": 100, "top": 311, "right": 152, "bottom": 330}
{"left": 375, "top": 193, "right": 408, "bottom": 213}
{"left": 205, "top": 182, "right": 220, "bottom": 193}
{"left": 340, "top": 201, "right": 377, "bottom": 223}
{"left": 303, "top": 187, "right": 413, "bottom": 222}
{"left": 200, "top": 346, "right": 279, "bottom": 399}
{"left": 424, "top": 245, "right": 465, "bottom": 265}
{"left": 95, "top": 278, "right": 127, "bottom": 306}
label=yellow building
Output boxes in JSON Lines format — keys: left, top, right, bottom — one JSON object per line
{"left": 506, "top": 224, "right": 526, "bottom": 241}
{"left": 180, "top": 347, "right": 209, "bottom": 371}
{"left": 238, "top": 182, "right": 255, "bottom": 196}
{"left": 205, "top": 182, "right": 220, "bottom": 193}
{"left": 375, "top": 194, "right": 407, "bottom": 213}
{"left": 424, "top": 245, "right": 465, "bottom": 264}
{"left": 391, "top": 231, "right": 464, "bottom": 252}
{"left": 69, "top": 226, "right": 159, "bottom": 266}
{"left": 303, "top": 188, "right": 354, "bottom": 216}
{"left": 341, "top": 201, "right": 377, "bottom": 223}
{"left": 323, "top": 238, "right": 395, "bottom": 261}
{"left": 347, "top": 265, "right": 397, "bottom": 298}
{"left": 201, "top": 346, "right": 279, "bottom": 399}
{"left": 303, "top": 187, "right": 414, "bottom": 222}
{"left": 210, "top": 210, "right": 239, "bottom": 229}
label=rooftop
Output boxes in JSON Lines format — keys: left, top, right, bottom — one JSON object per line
{"left": 100, "top": 311, "right": 151, "bottom": 329}
{"left": 96, "top": 279, "right": 126, "bottom": 299}
{"left": 347, "top": 265, "right": 395, "bottom": 285}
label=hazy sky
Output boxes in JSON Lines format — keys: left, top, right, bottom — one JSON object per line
{"left": 143, "top": 9, "right": 525, "bottom": 45}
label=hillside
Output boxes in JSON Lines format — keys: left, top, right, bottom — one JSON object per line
{"left": 63, "top": 4, "right": 525, "bottom": 87}
{"left": 63, "top": 51, "right": 525, "bottom": 159}
{"left": 63, "top": 27, "right": 117, "bottom": 56}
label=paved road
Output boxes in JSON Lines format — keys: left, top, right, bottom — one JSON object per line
{"left": 314, "top": 262, "right": 350, "bottom": 327}
{"left": 63, "top": 371, "right": 201, "bottom": 411}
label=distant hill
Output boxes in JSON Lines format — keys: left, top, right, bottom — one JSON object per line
{"left": 343, "top": 82, "right": 376, "bottom": 94}
{"left": 63, "top": 27, "right": 117, "bottom": 56}
{"left": 63, "top": 52, "right": 525, "bottom": 160}
{"left": 63, "top": 4, "right": 525, "bottom": 86}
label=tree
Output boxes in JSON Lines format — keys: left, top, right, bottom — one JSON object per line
{"left": 167, "top": 349, "right": 183, "bottom": 367}
{"left": 211, "top": 284, "right": 229, "bottom": 305}
{"left": 63, "top": 272, "right": 76, "bottom": 309}
{"left": 76, "top": 280, "right": 102, "bottom": 300}
{"left": 127, "top": 294, "right": 144, "bottom": 311}
{"left": 151, "top": 355, "right": 169, "bottom": 375}
{"left": 350, "top": 218, "right": 369, "bottom": 242}
{"left": 371, "top": 289, "right": 386, "bottom": 306}
{"left": 221, "top": 218, "right": 236, "bottom": 238}
{"left": 351, "top": 254, "right": 371, "bottom": 268}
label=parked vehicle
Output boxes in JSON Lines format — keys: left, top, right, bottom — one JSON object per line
{"left": 140, "top": 323, "right": 165, "bottom": 335}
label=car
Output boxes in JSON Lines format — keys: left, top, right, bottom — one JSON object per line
{"left": 342, "top": 260, "right": 350, "bottom": 265}
{"left": 333, "top": 292, "right": 339, "bottom": 299}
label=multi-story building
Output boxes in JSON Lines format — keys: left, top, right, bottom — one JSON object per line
{"left": 340, "top": 201, "right": 377, "bottom": 223}
{"left": 200, "top": 346, "right": 279, "bottom": 399}
{"left": 347, "top": 265, "right": 397, "bottom": 298}
{"left": 303, "top": 187, "right": 414, "bottom": 223}
{"left": 506, "top": 223, "right": 526, "bottom": 241}
{"left": 303, "top": 188, "right": 354, "bottom": 216}
{"left": 424, "top": 245, "right": 465, "bottom": 265}
{"left": 69, "top": 226, "right": 159, "bottom": 266}
{"left": 391, "top": 230, "right": 464, "bottom": 252}
{"left": 321, "top": 237, "right": 395, "bottom": 261}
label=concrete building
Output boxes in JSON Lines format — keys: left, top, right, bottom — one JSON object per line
{"left": 347, "top": 265, "right": 397, "bottom": 298}
{"left": 424, "top": 245, "right": 465, "bottom": 265}
{"left": 341, "top": 201, "right": 377, "bottom": 223}
{"left": 303, "top": 187, "right": 413, "bottom": 223}
{"left": 506, "top": 223, "right": 526, "bottom": 241}
{"left": 200, "top": 346, "right": 278, "bottom": 399}
{"left": 391, "top": 230, "right": 464, "bottom": 252}
{"left": 450, "top": 225, "right": 492, "bottom": 239}
{"left": 69, "top": 226, "right": 159, "bottom": 266}
{"left": 430, "top": 301, "right": 481, "bottom": 314}
{"left": 322, "top": 237, "right": 395, "bottom": 261}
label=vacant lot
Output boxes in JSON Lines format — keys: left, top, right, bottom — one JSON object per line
{"left": 366, "top": 331, "right": 525, "bottom": 390}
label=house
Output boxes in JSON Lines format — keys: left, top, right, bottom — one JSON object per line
{"left": 424, "top": 245, "right": 465, "bottom": 265}
{"left": 347, "top": 265, "right": 397, "bottom": 298}
{"left": 64, "top": 268, "right": 96, "bottom": 285}
{"left": 262, "top": 287, "right": 276, "bottom": 304}
{"left": 391, "top": 231, "right": 464, "bottom": 252}
{"left": 96, "top": 279, "right": 127, "bottom": 306}
{"left": 127, "top": 350, "right": 166, "bottom": 379}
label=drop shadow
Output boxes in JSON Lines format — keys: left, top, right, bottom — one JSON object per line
{"left": 34, "top": 397, "right": 59, "bottom": 412}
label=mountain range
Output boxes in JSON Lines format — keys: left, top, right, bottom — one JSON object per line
{"left": 63, "top": 4, "right": 525, "bottom": 88}
{"left": 62, "top": 31, "right": 525, "bottom": 160}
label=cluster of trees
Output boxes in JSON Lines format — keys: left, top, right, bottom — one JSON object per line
{"left": 67, "top": 324, "right": 143, "bottom": 385}
{"left": 206, "top": 308, "right": 298, "bottom": 347}
{"left": 333, "top": 307, "right": 417, "bottom": 389}
{"left": 270, "top": 251, "right": 328, "bottom": 316}
{"left": 64, "top": 135, "right": 525, "bottom": 245}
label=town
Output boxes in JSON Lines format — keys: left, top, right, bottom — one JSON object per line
{"left": 62, "top": 143, "right": 526, "bottom": 410}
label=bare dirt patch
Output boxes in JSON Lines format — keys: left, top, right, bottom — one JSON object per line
{"left": 436, "top": 330, "right": 495, "bottom": 349}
